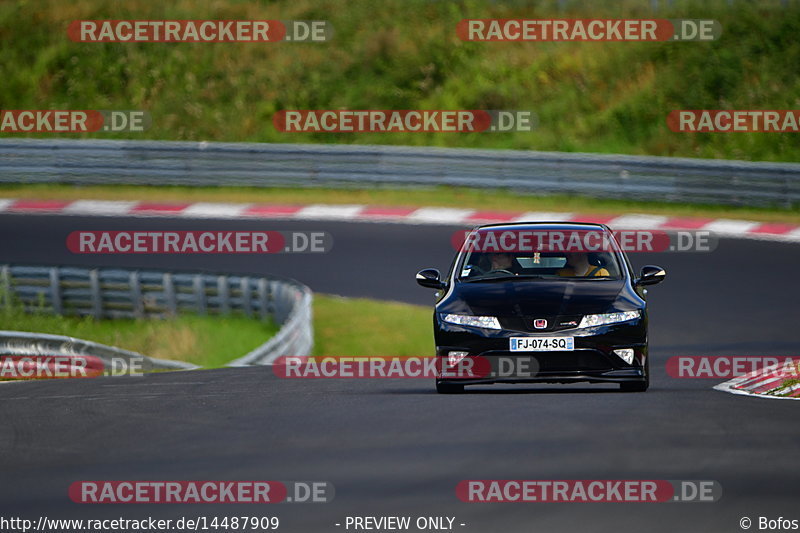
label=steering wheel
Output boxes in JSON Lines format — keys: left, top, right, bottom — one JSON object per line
{"left": 465, "top": 264, "right": 514, "bottom": 277}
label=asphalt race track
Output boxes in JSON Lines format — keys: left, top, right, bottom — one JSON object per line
{"left": 0, "top": 213, "right": 798, "bottom": 532}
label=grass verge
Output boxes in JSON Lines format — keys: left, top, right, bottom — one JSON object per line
{"left": 0, "top": 306, "right": 279, "bottom": 369}
{"left": 313, "top": 295, "right": 433, "bottom": 357}
{"left": 2, "top": 183, "right": 799, "bottom": 224}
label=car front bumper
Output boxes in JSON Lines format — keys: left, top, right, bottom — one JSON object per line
{"left": 434, "top": 319, "right": 647, "bottom": 385}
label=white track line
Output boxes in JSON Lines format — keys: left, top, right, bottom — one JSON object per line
{"left": 295, "top": 204, "right": 365, "bottom": 219}
{"left": 608, "top": 214, "right": 670, "bottom": 229}
{"left": 515, "top": 212, "right": 576, "bottom": 222}
{"left": 702, "top": 219, "right": 760, "bottom": 235}
{"left": 181, "top": 203, "right": 252, "bottom": 218}
{"left": 63, "top": 200, "right": 138, "bottom": 215}
{"left": 407, "top": 207, "right": 475, "bottom": 224}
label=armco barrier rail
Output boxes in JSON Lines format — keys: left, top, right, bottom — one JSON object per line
{"left": 0, "top": 330, "right": 196, "bottom": 372}
{"left": 0, "top": 265, "right": 313, "bottom": 365}
{"left": 0, "top": 139, "right": 798, "bottom": 207}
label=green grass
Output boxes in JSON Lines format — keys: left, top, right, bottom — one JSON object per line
{"left": 3, "top": 183, "right": 800, "bottom": 223}
{"left": 313, "top": 295, "right": 434, "bottom": 357}
{"left": 0, "top": 305, "right": 279, "bottom": 368}
{"left": 1, "top": 0, "right": 799, "bottom": 161}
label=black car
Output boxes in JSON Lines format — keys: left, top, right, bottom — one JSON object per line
{"left": 416, "top": 222, "right": 665, "bottom": 393}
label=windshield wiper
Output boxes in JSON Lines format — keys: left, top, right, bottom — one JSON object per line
{"left": 463, "top": 274, "right": 545, "bottom": 282}
{"left": 559, "top": 276, "right": 616, "bottom": 280}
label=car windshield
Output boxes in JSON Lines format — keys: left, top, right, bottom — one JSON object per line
{"left": 458, "top": 250, "right": 623, "bottom": 281}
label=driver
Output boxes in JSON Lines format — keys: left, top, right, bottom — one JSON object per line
{"left": 488, "top": 252, "right": 517, "bottom": 272}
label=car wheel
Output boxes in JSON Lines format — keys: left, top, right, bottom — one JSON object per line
{"left": 436, "top": 381, "right": 465, "bottom": 394}
{"left": 620, "top": 355, "right": 649, "bottom": 392}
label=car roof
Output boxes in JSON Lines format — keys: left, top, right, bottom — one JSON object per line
{"left": 471, "top": 221, "right": 611, "bottom": 232}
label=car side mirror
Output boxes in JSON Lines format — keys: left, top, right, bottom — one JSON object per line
{"left": 416, "top": 268, "right": 444, "bottom": 289}
{"left": 636, "top": 265, "right": 666, "bottom": 286}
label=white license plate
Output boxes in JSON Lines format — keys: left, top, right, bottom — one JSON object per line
{"left": 510, "top": 337, "right": 574, "bottom": 352}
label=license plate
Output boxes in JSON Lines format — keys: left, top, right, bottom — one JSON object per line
{"left": 510, "top": 337, "right": 574, "bottom": 351}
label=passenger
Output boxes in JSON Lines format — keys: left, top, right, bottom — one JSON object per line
{"left": 558, "top": 252, "right": 610, "bottom": 277}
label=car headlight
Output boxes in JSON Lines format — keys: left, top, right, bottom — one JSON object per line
{"left": 578, "top": 310, "right": 641, "bottom": 329}
{"left": 441, "top": 314, "right": 502, "bottom": 330}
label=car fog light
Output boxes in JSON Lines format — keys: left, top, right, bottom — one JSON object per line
{"left": 614, "top": 349, "right": 635, "bottom": 365}
{"left": 448, "top": 351, "right": 469, "bottom": 367}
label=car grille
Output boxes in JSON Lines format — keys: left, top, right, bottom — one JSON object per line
{"left": 500, "top": 315, "right": 583, "bottom": 333}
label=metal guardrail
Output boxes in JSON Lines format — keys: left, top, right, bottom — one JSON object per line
{"left": 0, "top": 139, "right": 797, "bottom": 207}
{"left": 227, "top": 288, "right": 313, "bottom": 366}
{"left": 0, "top": 330, "right": 196, "bottom": 371}
{"left": 0, "top": 265, "right": 313, "bottom": 366}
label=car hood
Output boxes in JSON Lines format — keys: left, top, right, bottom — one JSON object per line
{"left": 439, "top": 279, "right": 639, "bottom": 317}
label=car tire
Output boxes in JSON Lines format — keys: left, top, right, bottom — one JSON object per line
{"left": 436, "top": 381, "right": 465, "bottom": 394}
{"left": 620, "top": 355, "right": 649, "bottom": 392}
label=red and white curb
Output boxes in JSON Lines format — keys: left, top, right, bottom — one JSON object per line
{"left": 1, "top": 198, "right": 800, "bottom": 242}
{"left": 714, "top": 364, "right": 800, "bottom": 400}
